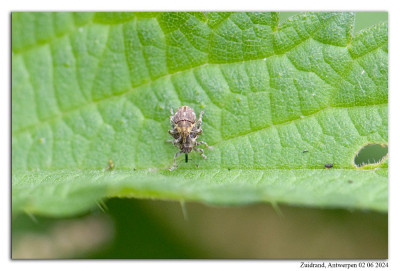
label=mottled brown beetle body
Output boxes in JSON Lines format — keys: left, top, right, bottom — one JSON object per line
{"left": 167, "top": 106, "right": 212, "bottom": 171}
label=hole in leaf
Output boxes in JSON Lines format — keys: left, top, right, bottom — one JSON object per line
{"left": 354, "top": 144, "right": 388, "bottom": 167}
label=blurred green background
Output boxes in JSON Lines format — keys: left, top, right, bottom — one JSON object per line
{"left": 11, "top": 12, "right": 388, "bottom": 259}
{"left": 12, "top": 198, "right": 387, "bottom": 259}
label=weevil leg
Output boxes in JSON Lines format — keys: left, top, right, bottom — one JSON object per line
{"left": 169, "top": 108, "right": 175, "bottom": 127}
{"left": 169, "top": 151, "right": 183, "bottom": 171}
{"left": 168, "top": 129, "right": 178, "bottom": 136}
{"left": 192, "top": 127, "right": 202, "bottom": 135}
{"left": 194, "top": 147, "right": 207, "bottom": 159}
{"left": 196, "top": 141, "right": 213, "bottom": 149}
{"left": 174, "top": 138, "right": 180, "bottom": 145}
{"left": 166, "top": 136, "right": 180, "bottom": 145}
{"left": 196, "top": 111, "right": 204, "bottom": 129}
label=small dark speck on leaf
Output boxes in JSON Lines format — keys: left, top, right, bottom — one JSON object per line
{"left": 303, "top": 150, "right": 308, "bottom": 153}
{"left": 227, "top": 168, "right": 231, "bottom": 171}
{"left": 348, "top": 180, "right": 353, "bottom": 184}
{"left": 324, "top": 163, "right": 333, "bottom": 169}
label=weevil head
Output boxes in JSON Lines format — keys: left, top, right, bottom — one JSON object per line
{"left": 182, "top": 135, "right": 196, "bottom": 153}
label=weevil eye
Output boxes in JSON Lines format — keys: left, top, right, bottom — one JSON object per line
{"left": 189, "top": 132, "right": 197, "bottom": 138}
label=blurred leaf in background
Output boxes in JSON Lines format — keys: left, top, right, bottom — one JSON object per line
{"left": 12, "top": 198, "right": 388, "bottom": 259}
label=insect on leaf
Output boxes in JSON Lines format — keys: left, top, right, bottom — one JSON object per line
{"left": 12, "top": 12, "right": 388, "bottom": 216}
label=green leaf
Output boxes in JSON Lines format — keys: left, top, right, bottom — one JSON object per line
{"left": 12, "top": 12, "right": 388, "bottom": 216}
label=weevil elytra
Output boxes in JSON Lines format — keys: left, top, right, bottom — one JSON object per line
{"left": 167, "top": 106, "right": 213, "bottom": 171}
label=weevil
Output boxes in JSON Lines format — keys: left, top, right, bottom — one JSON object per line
{"left": 167, "top": 106, "right": 213, "bottom": 171}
